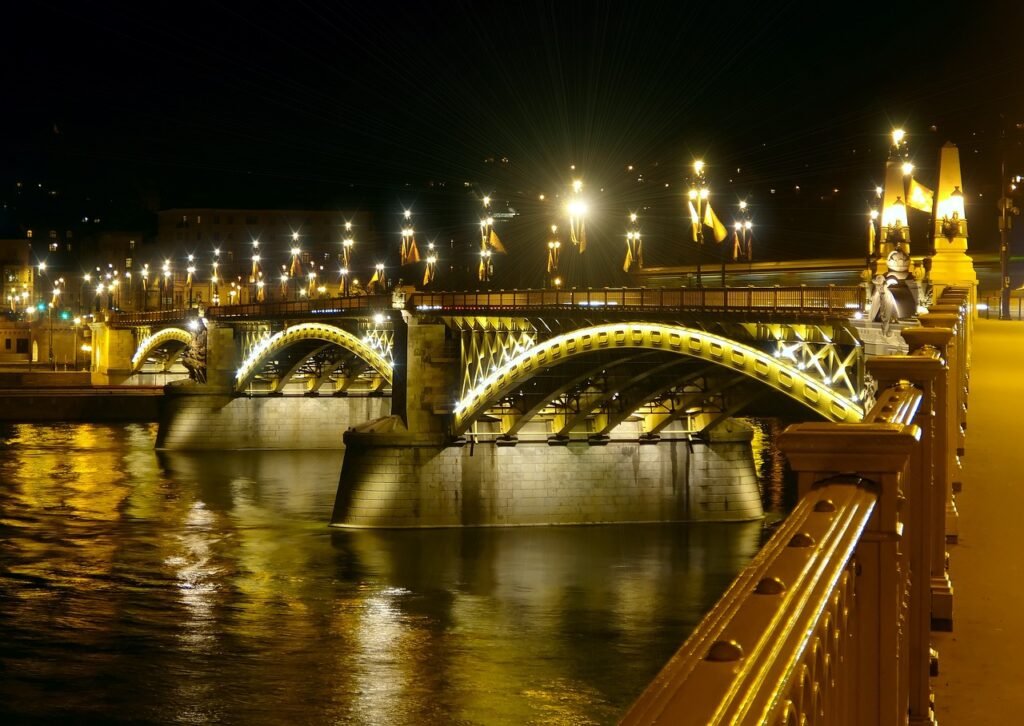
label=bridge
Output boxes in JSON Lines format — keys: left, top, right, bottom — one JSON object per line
{"left": 91, "top": 284, "right": 882, "bottom": 528}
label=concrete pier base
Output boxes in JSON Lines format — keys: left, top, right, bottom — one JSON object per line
{"left": 156, "top": 384, "right": 390, "bottom": 450}
{"left": 331, "top": 416, "right": 764, "bottom": 528}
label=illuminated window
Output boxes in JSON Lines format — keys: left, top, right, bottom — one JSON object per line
{"left": 196, "top": 215, "right": 202, "bottom": 224}
{"left": 129, "top": 240, "right": 135, "bottom": 250}
{"left": 49, "top": 243, "right": 58, "bottom": 252}
{"left": 26, "top": 230, "right": 32, "bottom": 238}
{"left": 50, "top": 230, "right": 57, "bottom": 239}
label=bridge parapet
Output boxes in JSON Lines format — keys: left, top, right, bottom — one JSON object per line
{"left": 622, "top": 290, "right": 972, "bottom": 725}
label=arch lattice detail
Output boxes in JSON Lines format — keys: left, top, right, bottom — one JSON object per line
{"left": 131, "top": 327, "right": 192, "bottom": 372}
{"left": 234, "top": 322, "right": 393, "bottom": 392}
{"left": 452, "top": 322, "right": 864, "bottom": 434}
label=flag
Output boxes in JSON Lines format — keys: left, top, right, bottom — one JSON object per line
{"left": 547, "top": 247, "right": 558, "bottom": 274}
{"left": 704, "top": 202, "right": 729, "bottom": 243}
{"left": 908, "top": 179, "right": 934, "bottom": 212}
{"left": 488, "top": 229, "right": 507, "bottom": 254}
{"left": 423, "top": 262, "right": 434, "bottom": 287}
{"left": 400, "top": 237, "right": 420, "bottom": 265}
{"left": 290, "top": 254, "right": 302, "bottom": 278}
{"left": 732, "top": 229, "right": 742, "bottom": 261}
{"left": 478, "top": 257, "right": 491, "bottom": 281}
{"left": 368, "top": 268, "right": 380, "bottom": 287}
{"left": 688, "top": 201, "right": 700, "bottom": 242}
{"left": 868, "top": 219, "right": 876, "bottom": 255}
{"left": 623, "top": 247, "right": 633, "bottom": 272}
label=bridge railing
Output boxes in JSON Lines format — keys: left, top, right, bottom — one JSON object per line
{"left": 205, "top": 294, "right": 392, "bottom": 320}
{"left": 409, "top": 285, "right": 864, "bottom": 315}
{"left": 621, "top": 285, "right": 972, "bottom": 725}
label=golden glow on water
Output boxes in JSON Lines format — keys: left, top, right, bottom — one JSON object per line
{"left": 0, "top": 424, "right": 766, "bottom": 724}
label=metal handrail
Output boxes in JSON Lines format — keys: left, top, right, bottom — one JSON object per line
{"left": 622, "top": 383, "right": 923, "bottom": 724}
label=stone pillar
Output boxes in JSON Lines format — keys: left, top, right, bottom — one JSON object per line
{"left": 901, "top": 326, "right": 956, "bottom": 631}
{"left": 203, "top": 321, "right": 239, "bottom": 390}
{"left": 918, "top": 312, "right": 963, "bottom": 544}
{"left": 88, "top": 322, "right": 136, "bottom": 385}
{"left": 778, "top": 420, "right": 918, "bottom": 726}
{"left": 929, "top": 143, "right": 979, "bottom": 315}
{"left": 391, "top": 312, "right": 455, "bottom": 435}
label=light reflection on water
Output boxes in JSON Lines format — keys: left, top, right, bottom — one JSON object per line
{"left": 0, "top": 423, "right": 766, "bottom": 724}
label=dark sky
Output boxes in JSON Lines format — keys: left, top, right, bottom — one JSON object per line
{"left": 3, "top": 0, "right": 1023, "bottom": 271}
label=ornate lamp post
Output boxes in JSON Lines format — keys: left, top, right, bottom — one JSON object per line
{"left": 624, "top": 213, "right": 642, "bottom": 272}
{"left": 688, "top": 161, "right": 708, "bottom": 287}
{"left": 423, "top": 242, "right": 437, "bottom": 288}
{"left": 400, "top": 209, "right": 420, "bottom": 268}
{"left": 211, "top": 249, "right": 220, "bottom": 306}
{"left": 547, "top": 225, "right": 561, "bottom": 288}
{"left": 186, "top": 254, "right": 196, "bottom": 307}
{"left": 289, "top": 232, "right": 303, "bottom": 300}
{"left": 342, "top": 221, "right": 354, "bottom": 272}
{"left": 733, "top": 201, "right": 753, "bottom": 262}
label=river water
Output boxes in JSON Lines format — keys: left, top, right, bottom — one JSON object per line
{"left": 0, "top": 422, "right": 780, "bottom": 725}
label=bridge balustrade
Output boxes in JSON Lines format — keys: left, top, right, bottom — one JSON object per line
{"left": 622, "top": 288, "right": 971, "bottom": 725}
{"left": 408, "top": 285, "right": 863, "bottom": 315}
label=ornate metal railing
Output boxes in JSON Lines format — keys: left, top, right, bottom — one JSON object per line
{"left": 410, "top": 286, "right": 864, "bottom": 316}
{"left": 621, "top": 285, "right": 973, "bottom": 725}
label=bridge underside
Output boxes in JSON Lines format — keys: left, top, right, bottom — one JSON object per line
{"left": 241, "top": 340, "right": 388, "bottom": 395}
{"left": 468, "top": 347, "right": 833, "bottom": 443}
{"left": 452, "top": 321, "right": 865, "bottom": 440}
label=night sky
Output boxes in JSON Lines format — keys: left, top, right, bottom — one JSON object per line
{"left": 3, "top": 0, "right": 1023, "bottom": 278}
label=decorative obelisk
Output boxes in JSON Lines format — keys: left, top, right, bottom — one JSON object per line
{"left": 929, "top": 142, "right": 978, "bottom": 312}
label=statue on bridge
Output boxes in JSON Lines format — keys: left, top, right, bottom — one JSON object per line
{"left": 180, "top": 317, "right": 208, "bottom": 384}
{"left": 868, "top": 248, "right": 922, "bottom": 333}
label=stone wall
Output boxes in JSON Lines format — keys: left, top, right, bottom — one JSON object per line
{"left": 157, "top": 389, "right": 390, "bottom": 450}
{"left": 333, "top": 431, "right": 763, "bottom": 528}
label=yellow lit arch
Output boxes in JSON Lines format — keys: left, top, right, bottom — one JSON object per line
{"left": 234, "top": 322, "right": 393, "bottom": 393}
{"left": 452, "top": 322, "right": 864, "bottom": 434}
{"left": 131, "top": 327, "right": 192, "bottom": 372}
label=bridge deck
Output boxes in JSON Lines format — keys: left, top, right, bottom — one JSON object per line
{"left": 933, "top": 318, "right": 1024, "bottom": 722}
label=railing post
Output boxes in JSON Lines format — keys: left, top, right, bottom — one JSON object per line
{"left": 901, "top": 326, "right": 956, "bottom": 633}
{"left": 867, "top": 358, "right": 944, "bottom": 724}
{"left": 917, "top": 312, "right": 963, "bottom": 544}
{"left": 778, "top": 417, "right": 919, "bottom": 726}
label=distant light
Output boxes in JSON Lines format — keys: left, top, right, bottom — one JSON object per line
{"left": 292, "top": 231, "right": 299, "bottom": 241}
{"left": 739, "top": 200, "right": 748, "bottom": 210}
{"left": 403, "top": 209, "right": 412, "bottom": 219}
{"left": 734, "top": 222, "right": 742, "bottom": 230}
{"left": 699, "top": 189, "right": 709, "bottom": 200}
{"left": 693, "top": 160, "right": 705, "bottom": 174}
{"left": 572, "top": 179, "right": 583, "bottom": 194}
{"left": 374, "top": 313, "right": 385, "bottom": 324}
{"left": 744, "top": 221, "right": 752, "bottom": 230}
{"left": 870, "top": 209, "right": 879, "bottom": 220}
{"left": 892, "top": 129, "right": 905, "bottom": 145}
{"left": 629, "top": 213, "right": 638, "bottom": 223}
{"left": 875, "top": 186, "right": 883, "bottom": 196}
{"left": 482, "top": 196, "right": 491, "bottom": 207}
{"left": 291, "top": 247, "right": 300, "bottom": 256}
{"left": 539, "top": 194, "right": 545, "bottom": 201}
{"left": 902, "top": 162, "right": 914, "bottom": 175}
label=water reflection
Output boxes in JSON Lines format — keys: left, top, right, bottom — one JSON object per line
{"left": 0, "top": 424, "right": 763, "bottom": 724}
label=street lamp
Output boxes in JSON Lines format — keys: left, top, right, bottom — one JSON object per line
{"left": 289, "top": 245, "right": 303, "bottom": 300}
{"left": 342, "top": 220, "right": 355, "bottom": 268}
{"left": 211, "top": 250, "right": 220, "bottom": 305}
{"left": 47, "top": 301, "right": 55, "bottom": 370}
{"left": 423, "top": 242, "right": 437, "bottom": 288}
{"left": 186, "top": 254, "right": 196, "bottom": 307}
{"left": 400, "top": 210, "right": 419, "bottom": 267}
{"left": 688, "top": 161, "right": 708, "bottom": 286}
{"left": 547, "top": 225, "right": 561, "bottom": 288}
{"left": 478, "top": 248, "right": 493, "bottom": 283}
{"left": 140, "top": 264, "right": 149, "bottom": 311}
{"left": 80, "top": 273, "right": 91, "bottom": 314}
{"left": 733, "top": 201, "right": 753, "bottom": 262}
{"left": 624, "top": 213, "right": 642, "bottom": 272}
{"left": 339, "top": 267, "right": 349, "bottom": 296}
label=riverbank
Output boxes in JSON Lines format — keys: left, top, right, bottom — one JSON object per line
{"left": 0, "top": 370, "right": 162, "bottom": 421}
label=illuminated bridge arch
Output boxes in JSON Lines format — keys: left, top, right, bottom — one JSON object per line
{"left": 452, "top": 322, "right": 864, "bottom": 435}
{"left": 234, "top": 322, "right": 393, "bottom": 394}
{"left": 131, "top": 327, "right": 192, "bottom": 372}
